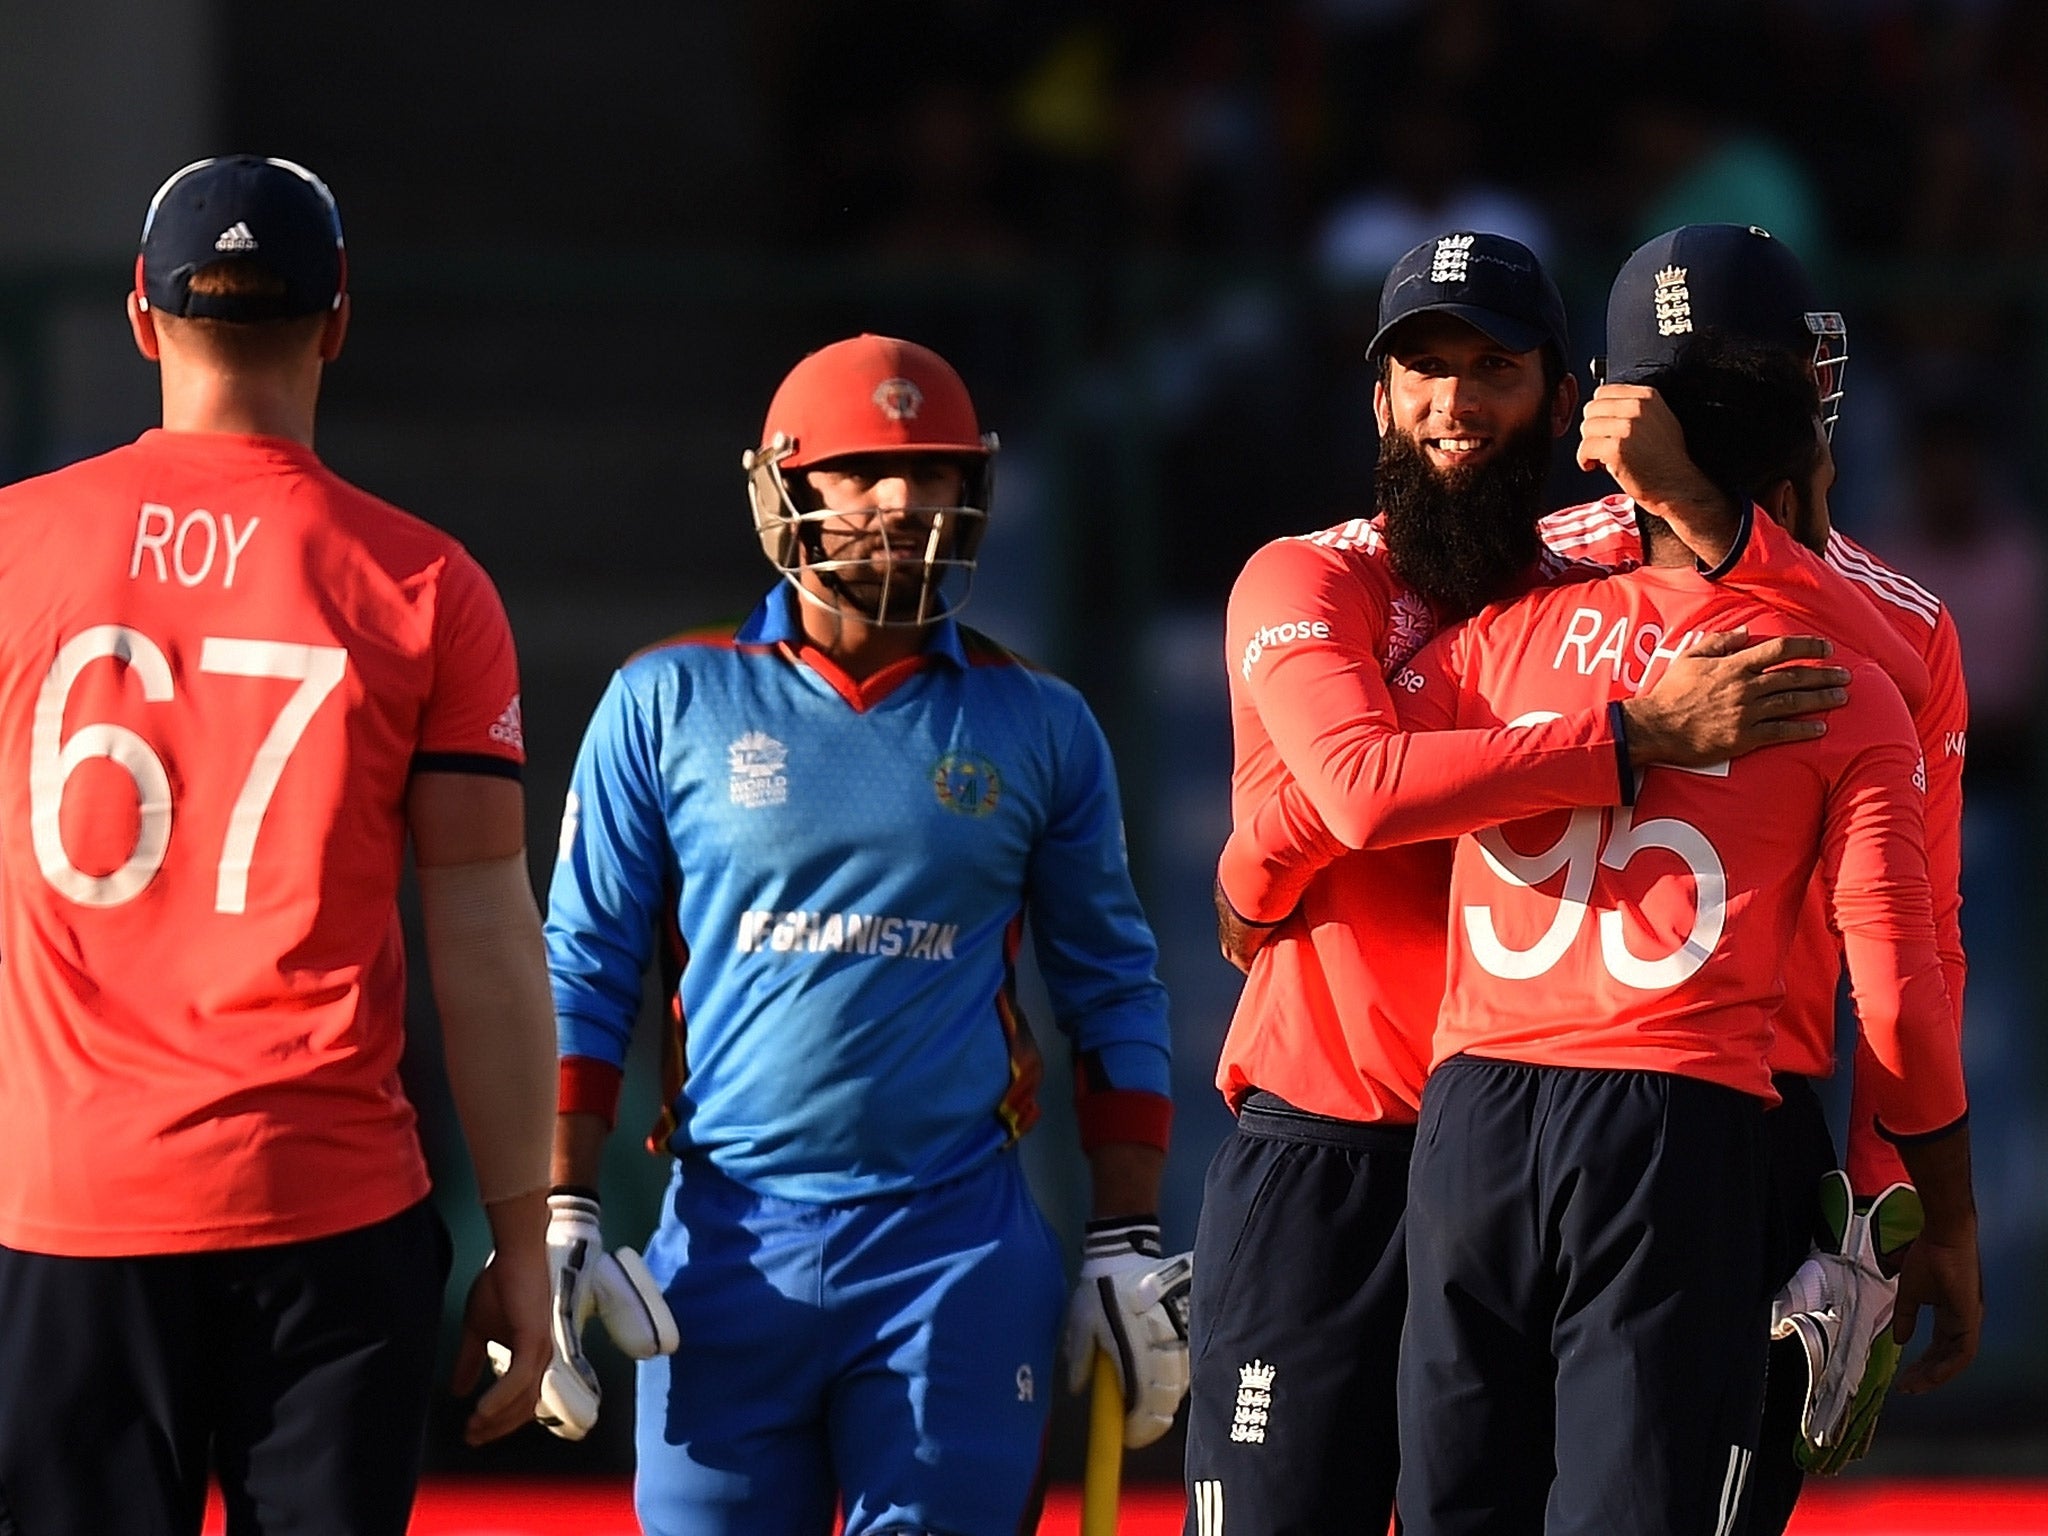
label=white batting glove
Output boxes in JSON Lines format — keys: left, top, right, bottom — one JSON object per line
{"left": 1769, "top": 1172, "right": 1922, "bottom": 1458}
{"left": 1062, "top": 1217, "right": 1193, "bottom": 1449}
{"left": 529, "top": 1189, "right": 680, "bottom": 1441}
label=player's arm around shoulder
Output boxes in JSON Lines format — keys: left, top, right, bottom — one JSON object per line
{"left": 409, "top": 772, "right": 556, "bottom": 1445}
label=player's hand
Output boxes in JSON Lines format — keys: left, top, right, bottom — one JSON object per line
{"left": 1215, "top": 877, "right": 1281, "bottom": 974}
{"left": 1770, "top": 1173, "right": 1920, "bottom": 1469}
{"left": 519, "top": 1190, "right": 681, "bottom": 1441}
{"left": 452, "top": 1191, "right": 552, "bottom": 1446}
{"left": 1892, "top": 1214, "right": 1982, "bottom": 1395}
{"left": 1621, "top": 629, "right": 1849, "bottom": 768}
{"left": 1577, "top": 383, "right": 1740, "bottom": 564}
{"left": 1062, "top": 1218, "right": 1193, "bottom": 1448}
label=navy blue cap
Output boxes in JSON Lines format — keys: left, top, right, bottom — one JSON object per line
{"left": 1368, "top": 232, "right": 1569, "bottom": 363}
{"left": 137, "top": 156, "right": 346, "bottom": 321}
{"left": 1603, "top": 225, "right": 1816, "bottom": 383}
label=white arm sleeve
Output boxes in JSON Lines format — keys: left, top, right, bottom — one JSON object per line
{"left": 418, "top": 851, "right": 557, "bottom": 1205}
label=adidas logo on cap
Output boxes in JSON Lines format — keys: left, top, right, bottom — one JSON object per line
{"left": 214, "top": 221, "right": 258, "bottom": 253}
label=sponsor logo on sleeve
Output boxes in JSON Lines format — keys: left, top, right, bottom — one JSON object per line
{"left": 489, "top": 694, "right": 524, "bottom": 752}
{"left": 1238, "top": 618, "right": 1333, "bottom": 680}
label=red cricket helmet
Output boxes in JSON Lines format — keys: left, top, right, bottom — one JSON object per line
{"left": 743, "top": 335, "right": 999, "bottom": 626}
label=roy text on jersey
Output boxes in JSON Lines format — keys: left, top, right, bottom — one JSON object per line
{"left": 129, "top": 502, "right": 260, "bottom": 590}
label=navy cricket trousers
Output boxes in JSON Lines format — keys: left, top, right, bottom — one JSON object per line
{"left": 1183, "top": 1091, "right": 1413, "bottom": 1536}
{"left": 1745, "top": 1074, "right": 1842, "bottom": 1536}
{"left": 0, "top": 1199, "right": 450, "bottom": 1536}
{"left": 1398, "top": 1056, "right": 1771, "bottom": 1536}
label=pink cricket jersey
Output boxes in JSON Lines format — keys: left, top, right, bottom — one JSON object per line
{"left": 1542, "top": 500, "right": 1967, "bottom": 1188}
{"left": 0, "top": 430, "right": 523, "bottom": 1255}
{"left": 1398, "top": 556, "right": 1964, "bottom": 1138}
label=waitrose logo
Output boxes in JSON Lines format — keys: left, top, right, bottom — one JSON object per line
{"left": 1240, "top": 619, "right": 1332, "bottom": 680}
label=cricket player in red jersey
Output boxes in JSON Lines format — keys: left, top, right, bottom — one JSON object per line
{"left": 1550, "top": 225, "right": 1972, "bottom": 1527}
{"left": 0, "top": 157, "right": 557, "bottom": 1536}
{"left": 1185, "top": 234, "right": 1864, "bottom": 1536}
{"left": 1393, "top": 336, "right": 1978, "bottom": 1536}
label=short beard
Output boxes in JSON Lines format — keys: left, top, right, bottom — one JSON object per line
{"left": 1375, "top": 412, "right": 1556, "bottom": 619}
{"left": 819, "top": 560, "right": 942, "bottom": 625}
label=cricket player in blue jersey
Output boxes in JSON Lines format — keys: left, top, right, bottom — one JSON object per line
{"left": 539, "top": 334, "right": 1188, "bottom": 1536}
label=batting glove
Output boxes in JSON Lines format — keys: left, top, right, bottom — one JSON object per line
{"left": 1802, "top": 1329, "right": 1903, "bottom": 1475}
{"left": 529, "top": 1189, "right": 679, "bottom": 1440}
{"left": 1770, "top": 1172, "right": 1922, "bottom": 1470}
{"left": 1062, "top": 1216, "right": 1193, "bottom": 1449}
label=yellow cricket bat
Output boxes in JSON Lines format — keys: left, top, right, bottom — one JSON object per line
{"left": 1082, "top": 1349, "right": 1123, "bottom": 1536}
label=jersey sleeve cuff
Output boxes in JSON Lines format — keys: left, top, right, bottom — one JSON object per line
{"left": 1076, "top": 1089, "right": 1173, "bottom": 1155}
{"left": 410, "top": 750, "right": 523, "bottom": 781}
{"left": 1846, "top": 1133, "right": 1911, "bottom": 1199}
{"left": 1606, "top": 701, "right": 1637, "bottom": 806}
{"left": 1875, "top": 1108, "right": 1969, "bottom": 1148}
{"left": 1216, "top": 872, "right": 1287, "bottom": 928}
{"left": 559, "top": 1054, "right": 625, "bottom": 1126}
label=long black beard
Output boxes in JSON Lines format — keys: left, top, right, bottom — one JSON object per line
{"left": 1375, "top": 413, "right": 1556, "bottom": 619}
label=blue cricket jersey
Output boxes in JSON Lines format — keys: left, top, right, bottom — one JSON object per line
{"left": 546, "top": 587, "right": 1173, "bottom": 1203}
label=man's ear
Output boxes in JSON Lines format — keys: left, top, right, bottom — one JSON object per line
{"left": 127, "top": 292, "right": 161, "bottom": 362}
{"left": 1759, "top": 477, "right": 1798, "bottom": 529}
{"left": 1372, "top": 378, "right": 1391, "bottom": 436}
{"left": 1549, "top": 370, "right": 1582, "bottom": 438}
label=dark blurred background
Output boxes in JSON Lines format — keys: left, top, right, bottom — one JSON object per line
{"left": 4, "top": 0, "right": 2046, "bottom": 1490}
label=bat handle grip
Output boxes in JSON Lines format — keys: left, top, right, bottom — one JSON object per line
{"left": 1082, "top": 1348, "right": 1124, "bottom": 1536}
